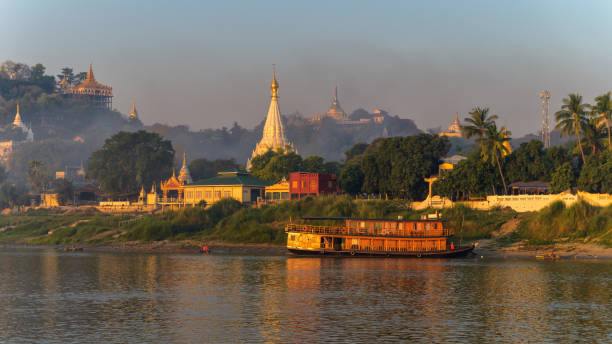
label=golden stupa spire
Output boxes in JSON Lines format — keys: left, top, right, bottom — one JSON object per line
{"left": 13, "top": 104, "right": 23, "bottom": 127}
{"left": 86, "top": 62, "right": 96, "bottom": 82}
{"left": 270, "top": 64, "right": 279, "bottom": 100}
{"left": 129, "top": 99, "right": 138, "bottom": 119}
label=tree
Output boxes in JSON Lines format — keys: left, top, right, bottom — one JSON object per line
{"left": 344, "top": 142, "right": 368, "bottom": 162}
{"left": 0, "top": 182, "right": 19, "bottom": 208}
{"left": 360, "top": 134, "right": 450, "bottom": 200}
{"left": 27, "top": 160, "right": 49, "bottom": 193}
{"left": 57, "top": 67, "right": 74, "bottom": 85}
{"left": 577, "top": 151, "right": 612, "bottom": 193}
{"left": 303, "top": 156, "right": 325, "bottom": 173}
{"left": 591, "top": 92, "right": 612, "bottom": 149}
{"left": 339, "top": 161, "right": 364, "bottom": 194}
{"left": 55, "top": 179, "right": 74, "bottom": 205}
{"left": 555, "top": 93, "right": 589, "bottom": 163}
{"left": 434, "top": 150, "right": 499, "bottom": 200}
{"left": 550, "top": 162, "right": 574, "bottom": 193}
{"left": 31, "top": 63, "right": 46, "bottom": 81}
{"left": 254, "top": 151, "right": 303, "bottom": 182}
{"left": 481, "top": 124, "right": 510, "bottom": 194}
{"left": 461, "top": 107, "right": 499, "bottom": 144}
{"left": 86, "top": 131, "right": 174, "bottom": 195}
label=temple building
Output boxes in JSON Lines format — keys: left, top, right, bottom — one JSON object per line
{"left": 183, "top": 170, "right": 270, "bottom": 205}
{"left": 0, "top": 104, "right": 34, "bottom": 167}
{"left": 128, "top": 100, "right": 139, "bottom": 121}
{"left": 247, "top": 67, "right": 295, "bottom": 169}
{"left": 324, "top": 86, "right": 347, "bottom": 121}
{"left": 440, "top": 112, "right": 462, "bottom": 137}
{"left": 11, "top": 104, "right": 33, "bottom": 142}
{"left": 64, "top": 63, "right": 113, "bottom": 109}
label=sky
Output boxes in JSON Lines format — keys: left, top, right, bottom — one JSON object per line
{"left": 2, "top": 0, "right": 612, "bottom": 136}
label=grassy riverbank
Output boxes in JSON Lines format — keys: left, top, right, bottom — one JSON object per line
{"left": 1, "top": 196, "right": 611, "bottom": 251}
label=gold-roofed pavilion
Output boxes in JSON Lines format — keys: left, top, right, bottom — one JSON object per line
{"left": 64, "top": 63, "right": 113, "bottom": 109}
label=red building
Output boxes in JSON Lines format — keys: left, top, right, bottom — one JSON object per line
{"left": 289, "top": 172, "right": 339, "bottom": 199}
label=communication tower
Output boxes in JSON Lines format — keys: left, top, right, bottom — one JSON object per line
{"left": 539, "top": 90, "right": 551, "bottom": 148}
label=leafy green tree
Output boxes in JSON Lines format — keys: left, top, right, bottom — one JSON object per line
{"left": 27, "top": 160, "right": 49, "bottom": 193}
{"left": 555, "top": 93, "right": 589, "bottom": 163}
{"left": 461, "top": 107, "right": 499, "bottom": 144}
{"left": 303, "top": 156, "right": 325, "bottom": 173}
{"left": 434, "top": 150, "right": 499, "bottom": 200}
{"left": 481, "top": 124, "right": 511, "bottom": 194}
{"left": 360, "top": 134, "right": 450, "bottom": 200}
{"left": 249, "top": 149, "right": 279, "bottom": 174}
{"left": 30, "top": 63, "right": 46, "bottom": 81}
{"left": 550, "top": 162, "right": 574, "bottom": 193}
{"left": 86, "top": 131, "right": 174, "bottom": 195}
{"left": 581, "top": 118, "right": 603, "bottom": 155}
{"left": 577, "top": 151, "right": 612, "bottom": 193}
{"left": 253, "top": 151, "right": 303, "bottom": 182}
{"left": 591, "top": 91, "right": 612, "bottom": 149}
{"left": 339, "top": 161, "right": 364, "bottom": 194}
{"left": 322, "top": 161, "right": 342, "bottom": 176}
{"left": 344, "top": 142, "right": 368, "bottom": 162}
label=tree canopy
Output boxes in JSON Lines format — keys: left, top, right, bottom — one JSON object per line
{"left": 86, "top": 131, "right": 174, "bottom": 195}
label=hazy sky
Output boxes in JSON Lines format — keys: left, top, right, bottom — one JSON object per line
{"left": 3, "top": 0, "right": 612, "bottom": 136}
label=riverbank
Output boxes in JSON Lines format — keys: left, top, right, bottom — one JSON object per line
{"left": 2, "top": 196, "right": 612, "bottom": 259}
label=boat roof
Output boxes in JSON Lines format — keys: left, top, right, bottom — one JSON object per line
{"left": 301, "top": 216, "right": 444, "bottom": 222}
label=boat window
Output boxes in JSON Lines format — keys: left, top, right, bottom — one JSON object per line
{"left": 290, "top": 235, "right": 295, "bottom": 241}
{"left": 360, "top": 221, "right": 366, "bottom": 229}
{"left": 434, "top": 223, "right": 437, "bottom": 229}
{"left": 413, "top": 223, "right": 417, "bottom": 230}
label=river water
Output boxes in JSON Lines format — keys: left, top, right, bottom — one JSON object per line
{"left": 1, "top": 248, "right": 612, "bottom": 343}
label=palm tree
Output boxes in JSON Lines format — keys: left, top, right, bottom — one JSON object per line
{"left": 591, "top": 91, "right": 612, "bottom": 150}
{"left": 461, "top": 107, "right": 499, "bottom": 144}
{"left": 481, "top": 124, "right": 510, "bottom": 195}
{"left": 581, "top": 118, "right": 603, "bottom": 155}
{"left": 555, "top": 93, "right": 589, "bottom": 163}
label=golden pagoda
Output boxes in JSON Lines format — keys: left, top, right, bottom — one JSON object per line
{"left": 129, "top": 100, "right": 138, "bottom": 120}
{"left": 440, "top": 112, "right": 462, "bottom": 137}
{"left": 247, "top": 66, "right": 295, "bottom": 168}
{"left": 65, "top": 63, "right": 113, "bottom": 109}
{"left": 324, "top": 86, "right": 347, "bottom": 121}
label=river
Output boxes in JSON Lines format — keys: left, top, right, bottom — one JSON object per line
{"left": 1, "top": 248, "right": 611, "bottom": 343}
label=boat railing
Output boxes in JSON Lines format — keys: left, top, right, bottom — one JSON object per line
{"left": 285, "top": 223, "right": 453, "bottom": 238}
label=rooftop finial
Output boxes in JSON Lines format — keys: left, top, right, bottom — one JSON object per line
{"left": 270, "top": 64, "right": 279, "bottom": 99}
{"left": 334, "top": 85, "right": 338, "bottom": 102}
{"left": 129, "top": 99, "right": 138, "bottom": 119}
{"left": 182, "top": 151, "right": 187, "bottom": 168}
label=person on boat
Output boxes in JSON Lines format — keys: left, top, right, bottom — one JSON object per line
{"left": 201, "top": 245, "right": 209, "bottom": 254}
{"left": 450, "top": 242, "right": 455, "bottom": 250}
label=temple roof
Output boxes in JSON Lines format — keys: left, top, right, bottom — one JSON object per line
{"left": 13, "top": 104, "right": 23, "bottom": 127}
{"left": 69, "top": 63, "right": 113, "bottom": 97}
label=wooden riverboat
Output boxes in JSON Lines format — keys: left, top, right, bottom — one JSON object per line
{"left": 286, "top": 215, "right": 474, "bottom": 258}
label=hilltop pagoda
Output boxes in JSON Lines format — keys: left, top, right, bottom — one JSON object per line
{"left": 65, "top": 63, "right": 113, "bottom": 109}
{"left": 128, "top": 100, "right": 139, "bottom": 120}
{"left": 440, "top": 112, "right": 462, "bottom": 137}
{"left": 324, "top": 86, "right": 347, "bottom": 121}
{"left": 247, "top": 67, "right": 295, "bottom": 169}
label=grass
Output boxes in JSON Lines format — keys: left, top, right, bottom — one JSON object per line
{"left": 2, "top": 196, "right": 611, "bottom": 247}
{"left": 511, "top": 201, "right": 612, "bottom": 246}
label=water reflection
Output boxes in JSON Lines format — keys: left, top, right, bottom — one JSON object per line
{"left": 1, "top": 249, "right": 612, "bottom": 343}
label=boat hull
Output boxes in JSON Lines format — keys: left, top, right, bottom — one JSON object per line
{"left": 288, "top": 245, "right": 474, "bottom": 258}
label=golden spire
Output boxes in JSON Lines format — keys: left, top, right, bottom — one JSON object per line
{"left": 129, "top": 99, "right": 138, "bottom": 119}
{"left": 270, "top": 64, "right": 279, "bottom": 100}
{"left": 13, "top": 104, "right": 23, "bottom": 127}
{"left": 86, "top": 62, "right": 96, "bottom": 82}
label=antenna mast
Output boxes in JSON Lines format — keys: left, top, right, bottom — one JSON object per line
{"left": 539, "top": 90, "right": 551, "bottom": 148}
